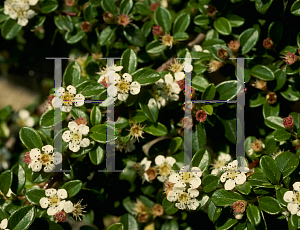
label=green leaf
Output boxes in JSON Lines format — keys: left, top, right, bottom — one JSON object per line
{"left": 213, "top": 17, "right": 232, "bottom": 35}
{"left": 61, "top": 180, "right": 82, "bottom": 198}
{"left": 70, "top": 108, "right": 89, "bottom": 125}
{"left": 173, "top": 13, "right": 190, "bottom": 34}
{"left": 192, "top": 122, "right": 206, "bottom": 151}
{"left": 268, "top": 21, "right": 283, "bottom": 44}
{"left": 120, "top": 213, "right": 138, "bottom": 230}
{"left": 123, "top": 24, "right": 145, "bottom": 47}
{"left": 115, "top": 117, "right": 129, "bottom": 129}
{"left": 19, "top": 127, "right": 43, "bottom": 150}
{"left": 192, "top": 75, "right": 209, "bottom": 92}
{"left": 219, "top": 118, "right": 236, "bottom": 144}
{"left": 216, "top": 217, "right": 238, "bottom": 230}
{"left": 41, "top": 0, "right": 59, "bottom": 14}
{"left": 202, "top": 104, "right": 213, "bottom": 115}
{"left": 265, "top": 138, "right": 279, "bottom": 155}
{"left": 89, "top": 144, "right": 105, "bottom": 165}
{"left": 194, "top": 15, "right": 209, "bottom": 26}
{"left": 144, "top": 122, "right": 167, "bottom": 136}
{"left": 101, "top": 0, "right": 118, "bottom": 15}
{"left": 11, "top": 165, "right": 25, "bottom": 195}
{"left": 226, "top": 14, "right": 245, "bottom": 27}
{"left": 25, "top": 188, "right": 46, "bottom": 205}
{"left": 0, "top": 170, "right": 12, "bottom": 196}
{"left": 132, "top": 68, "right": 160, "bottom": 86}
{"left": 246, "top": 205, "right": 261, "bottom": 226}
{"left": 291, "top": 112, "right": 300, "bottom": 129}
{"left": 250, "top": 65, "right": 275, "bottom": 81}
{"left": 120, "top": 0, "right": 133, "bottom": 14}
{"left": 173, "top": 32, "right": 189, "bottom": 41}
{"left": 39, "top": 109, "right": 67, "bottom": 128}
{"left": 211, "top": 189, "right": 244, "bottom": 206}
{"left": 239, "top": 28, "right": 259, "bottom": 55}
{"left": 107, "top": 223, "right": 124, "bottom": 230}
{"left": 0, "top": 9, "right": 9, "bottom": 23}
{"left": 263, "top": 102, "right": 279, "bottom": 118}
{"left": 202, "top": 84, "right": 216, "bottom": 100}
{"left": 63, "top": 61, "right": 81, "bottom": 87}
{"left": 191, "top": 148, "right": 210, "bottom": 172}
{"left": 236, "top": 182, "right": 251, "bottom": 195}
{"left": 54, "top": 15, "right": 73, "bottom": 32}
{"left": 291, "top": 1, "right": 300, "bottom": 16}
{"left": 247, "top": 173, "right": 273, "bottom": 188}
{"left": 90, "top": 106, "right": 102, "bottom": 126}
{"left": 138, "top": 195, "right": 155, "bottom": 208}
{"left": 31, "top": 171, "right": 51, "bottom": 184}
{"left": 259, "top": 155, "right": 281, "bottom": 184}
{"left": 249, "top": 92, "right": 266, "bottom": 108}
{"left": 255, "top": 0, "right": 273, "bottom": 14}
{"left": 138, "top": 89, "right": 158, "bottom": 122}
{"left": 146, "top": 40, "right": 167, "bottom": 54}
{"left": 28, "top": 218, "right": 65, "bottom": 230}
{"left": 89, "top": 124, "right": 116, "bottom": 143}
{"left": 131, "top": 110, "right": 147, "bottom": 123}
{"left": 281, "top": 85, "right": 300, "bottom": 101}
{"left": 258, "top": 196, "right": 281, "bottom": 215}
{"left": 273, "top": 129, "right": 291, "bottom": 141}
{"left": 8, "top": 205, "right": 36, "bottom": 230}
{"left": 275, "top": 151, "right": 299, "bottom": 178}
{"left": 202, "top": 175, "right": 220, "bottom": 193}
{"left": 274, "top": 69, "right": 286, "bottom": 91}
{"left": 99, "top": 26, "right": 116, "bottom": 46}
{"left": 121, "top": 49, "right": 137, "bottom": 74}
{"left": 154, "top": 6, "right": 172, "bottom": 33}
{"left": 134, "top": 2, "right": 152, "bottom": 16}
{"left": 169, "top": 137, "right": 182, "bottom": 154}
{"left": 162, "top": 198, "right": 178, "bottom": 215}
{"left": 1, "top": 19, "right": 22, "bottom": 40}
{"left": 276, "top": 188, "right": 288, "bottom": 207}
{"left": 216, "top": 80, "right": 239, "bottom": 100}
{"left": 0, "top": 105, "right": 12, "bottom": 120}
{"left": 75, "top": 80, "right": 104, "bottom": 97}
{"left": 264, "top": 116, "right": 284, "bottom": 130}
{"left": 208, "top": 201, "right": 222, "bottom": 222}
{"left": 289, "top": 215, "right": 298, "bottom": 230}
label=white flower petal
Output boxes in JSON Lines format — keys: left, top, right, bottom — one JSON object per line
{"left": 171, "top": 82, "right": 181, "bottom": 94}
{"left": 155, "top": 155, "right": 166, "bottom": 166}
{"left": 224, "top": 179, "right": 236, "bottom": 190}
{"left": 18, "top": 109, "right": 30, "bottom": 119}
{"left": 42, "top": 145, "right": 53, "bottom": 154}
{"left": 167, "top": 191, "right": 178, "bottom": 202}
{"left": 52, "top": 96, "right": 62, "bottom": 108}
{"left": 56, "top": 87, "right": 65, "bottom": 97}
{"left": 189, "top": 177, "right": 201, "bottom": 189}
{"left": 44, "top": 163, "right": 55, "bottom": 172}
{"left": 191, "top": 167, "right": 202, "bottom": 177}
{"left": 107, "top": 85, "right": 117, "bottom": 97}
{"left": 30, "top": 148, "right": 41, "bottom": 160}
{"left": 219, "top": 153, "right": 231, "bottom": 162}
{"left": 164, "top": 73, "right": 174, "bottom": 85}
{"left": 188, "top": 188, "right": 199, "bottom": 198}
{"left": 74, "top": 94, "right": 85, "bottom": 107}
{"left": 166, "top": 157, "right": 176, "bottom": 166}
{"left": 57, "top": 189, "right": 68, "bottom": 199}
{"left": 64, "top": 200, "right": 74, "bottom": 213}
{"left": 184, "top": 64, "right": 193, "bottom": 72}
{"left": 62, "top": 105, "right": 72, "bottom": 112}
{"left": 27, "top": 9, "right": 35, "bottom": 19}
{"left": 174, "top": 72, "right": 184, "bottom": 81}
{"left": 114, "top": 66, "right": 123, "bottom": 71}
{"left": 80, "top": 138, "right": 90, "bottom": 147}
{"left": 174, "top": 181, "right": 186, "bottom": 188}
{"left": 78, "top": 125, "right": 89, "bottom": 135}
{"left": 47, "top": 206, "right": 58, "bottom": 216}
{"left": 69, "top": 142, "right": 80, "bottom": 152}
{"left": 53, "top": 152, "right": 63, "bottom": 165}
{"left": 235, "top": 173, "right": 246, "bottom": 185}
{"left": 123, "top": 73, "right": 132, "bottom": 82}
{"left": 0, "top": 218, "right": 8, "bottom": 229}
{"left": 192, "top": 45, "right": 202, "bottom": 52}
{"left": 175, "top": 202, "right": 186, "bottom": 210}
{"left": 18, "top": 17, "right": 28, "bottom": 27}
{"left": 25, "top": 117, "right": 35, "bottom": 127}
{"left": 58, "top": 200, "right": 65, "bottom": 211}
{"left": 45, "top": 188, "right": 57, "bottom": 197}
{"left": 108, "top": 73, "right": 121, "bottom": 83}
{"left": 293, "top": 182, "right": 300, "bottom": 191}
{"left": 288, "top": 203, "right": 299, "bottom": 215}
{"left": 40, "top": 197, "right": 49, "bottom": 208}
{"left": 169, "top": 173, "right": 180, "bottom": 183}
{"left": 68, "top": 121, "right": 78, "bottom": 132}
{"left": 31, "top": 161, "right": 42, "bottom": 172}
{"left": 62, "top": 131, "right": 72, "bottom": 142}
{"left": 187, "top": 199, "right": 199, "bottom": 210}
{"left": 211, "top": 169, "right": 219, "bottom": 175}
{"left": 29, "top": 0, "right": 38, "bottom": 5}
{"left": 220, "top": 172, "right": 227, "bottom": 182}
{"left": 118, "top": 93, "right": 129, "bottom": 101}
{"left": 283, "top": 191, "right": 294, "bottom": 203}
{"left": 130, "top": 81, "right": 141, "bottom": 95}
{"left": 66, "top": 85, "right": 76, "bottom": 95}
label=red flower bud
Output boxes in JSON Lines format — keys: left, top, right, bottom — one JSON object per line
{"left": 195, "top": 110, "right": 207, "bottom": 123}
{"left": 217, "top": 48, "right": 229, "bottom": 60}
{"left": 228, "top": 40, "right": 240, "bottom": 53}
{"left": 263, "top": 37, "right": 274, "bottom": 49}
{"left": 55, "top": 211, "right": 67, "bottom": 222}
{"left": 81, "top": 22, "right": 91, "bottom": 32}
{"left": 150, "top": 2, "right": 159, "bottom": 12}
{"left": 152, "top": 25, "right": 163, "bottom": 36}
{"left": 283, "top": 115, "right": 294, "bottom": 130}
{"left": 206, "top": 5, "right": 218, "bottom": 17}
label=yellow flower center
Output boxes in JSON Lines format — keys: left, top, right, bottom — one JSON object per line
{"left": 71, "top": 131, "right": 82, "bottom": 143}
{"left": 49, "top": 195, "right": 60, "bottom": 207}
{"left": 168, "top": 60, "right": 183, "bottom": 73}
{"left": 40, "top": 153, "right": 53, "bottom": 166}
{"left": 62, "top": 92, "right": 74, "bottom": 105}
{"left": 213, "top": 160, "right": 227, "bottom": 170}
{"left": 226, "top": 170, "right": 240, "bottom": 180}
{"left": 116, "top": 79, "right": 130, "bottom": 93}
{"left": 180, "top": 172, "right": 192, "bottom": 183}
{"left": 178, "top": 192, "right": 190, "bottom": 203}
{"left": 157, "top": 162, "right": 172, "bottom": 177}
{"left": 162, "top": 34, "right": 174, "bottom": 47}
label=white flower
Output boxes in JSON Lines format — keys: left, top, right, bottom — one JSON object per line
{"left": 211, "top": 153, "right": 231, "bottom": 175}
{"left": 107, "top": 73, "right": 141, "bottom": 101}
{"left": 52, "top": 85, "right": 85, "bottom": 112}
{"left": 191, "top": 45, "right": 210, "bottom": 53}
{"left": 115, "top": 138, "right": 136, "bottom": 153}
{"left": 39, "top": 188, "right": 72, "bottom": 216}
{"left": 0, "top": 147, "right": 11, "bottom": 171}
{"left": 154, "top": 155, "right": 176, "bottom": 182}
{"left": 140, "top": 157, "right": 151, "bottom": 182}
{"left": 4, "top": 0, "right": 36, "bottom": 26}
{"left": 220, "top": 160, "right": 248, "bottom": 190}
{"left": 97, "top": 65, "right": 123, "bottom": 87}
{"left": 168, "top": 59, "right": 185, "bottom": 81}
{"left": 166, "top": 165, "right": 202, "bottom": 210}
{"left": 16, "top": 109, "right": 34, "bottom": 127}
{"left": 29, "top": 145, "right": 62, "bottom": 172}
{"left": 283, "top": 182, "right": 300, "bottom": 216}
{"left": 0, "top": 218, "right": 9, "bottom": 230}
{"left": 62, "top": 121, "right": 90, "bottom": 152}
{"left": 155, "top": 73, "right": 181, "bottom": 102}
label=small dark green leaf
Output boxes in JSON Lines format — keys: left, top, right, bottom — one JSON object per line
{"left": 146, "top": 40, "right": 167, "bottom": 54}
{"left": 246, "top": 205, "right": 261, "bottom": 226}
{"left": 162, "top": 198, "right": 178, "bottom": 215}
{"left": 120, "top": 213, "right": 138, "bottom": 230}
{"left": 124, "top": 24, "right": 145, "bottom": 47}
{"left": 264, "top": 116, "right": 284, "bottom": 130}
{"left": 154, "top": 6, "right": 172, "bottom": 33}
{"left": 226, "top": 14, "right": 245, "bottom": 27}
{"left": 99, "top": 26, "right": 116, "bottom": 46}
{"left": 89, "top": 144, "right": 105, "bottom": 165}
{"left": 107, "top": 223, "right": 124, "bottom": 230}
{"left": 144, "top": 122, "right": 167, "bottom": 136}
{"left": 275, "top": 151, "right": 299, "bottom": 178}
{"left": 191, "top": 148, "right": 210, "bottom": 172}
{"left": 259, "top": 155, "right": 281, "bottom": 184}
{"left": 194, "top": 15, "right": 209, "bottom": 26}
{"left": 0, "top": 170, "right": 12, "bottom": 196}
{"left": 63, "top": 61, "right": 81, "bottom": 87}
{"left": 208, "top": 201, "right": 222, "bottom": 222}
{"left": 1, "top": 19, "right": 22, "bottom": 40}
{"left": 239, "top": 28, "right": 259, "bottom": 55}
{"left": 291, "top": 1, "right": 300, "bottom": 16}
{"left": 263, "top": 102, "right": 279, "bottom": 118}
{"left": 216, "top": 80, "right": 239, "bottom": 100}
{"left": 211, "top": 189, "right": 244, "bottom": 206}
{"left": 236, "top": 182, "right": 251, "bottom": 195}
{"left": 25, "top": 188, "right": 46, "bottom": 205}
{"left": 54, "top": 15, "right": 73, "bottom": 32}
{"left": 169, "top": 137, "right": 182, "bottom": 154}
{"left": 258, "top": 196, "right": 281, "bottom": 215}
{"left": 131, "top": 110, "right": 147, "bottom": 123}
{"left": 8, "top": 205, "right": 36, "bottom": 230}
{"left": 173, "top": 13, "right": 190, "bottom": 34}
{"left": 121, "top": 49, "right": 137, "bottom": 74}
{"left": 202, "top": 84, "right": 216, "bottom": 100}
{"left": 138, "top": 89, "right": 158, "bottom": 122}
{"left": 41, "top": 0, "right": 59, "bottom": 14}
{"left": 61, "top": 180, "right": 82, "bottom": 198}
{"left": 19, "top": 127, "right": 43, "bottom": 150}
{"left": 202, "top": 175, "right": 220, "bottom": 193}
{"left": 255, "top": 0, "right": 273, "bottom": 14}
{"left": 90, "top": 106, "right": 102, "bottom": 126}
{"left": 101, "top": 0, "right": 118, "bottom": 15}
{"left": 251, "top": 65, "right": 275, "bottom": 81}
{"left": 273, "top": 129, "right": 291, "bottom": 142}
{"left": 89, "top": 124, "right": 116, "bottom": 143}
{"left": 76, "top": 80, "right": 104, "bottom": 97}
{"left": 213, "top": 17, "right": 232, "bottom": 35}
{"left": 132, "top": 68, "right": 160, "bottom": 85}
{"left": 120, "top": 0, "right": 133, "bottom": 15}
{"left": 11, "top": 165, "right": 25, "bottom": 195}
{"left": 281, "top": 85, "right": 300, "bottom": 101}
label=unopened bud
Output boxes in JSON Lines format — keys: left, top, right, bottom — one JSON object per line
{"left": 266, "top": 92, "right": 277, "bottom": 104}
{"left": 250, "top": 139, "right": 264, "bottom": 152}
{"left": 228, "top": 40, "right": 240, "bottom": 53}
{"left": 263, "top": 37, "right": 274, "bottom": 49}
{"left": 150, "top": 2, "right": 159, "bottom": 12}
{"left": 282, "top": 52, "right": 298, "bottom": 65}
{"left": 217, "top": 48, "right": 229, "bottom": 60}
{"left": 81, "top": 22, "right": 91, "bottom": 32}
{"left": 152, "top": 204, "right": 164, "bottom": 216}
{"left": 55, "top": 211, "right": 67, "bottom": 222}
{"left": 146, "top": 167, "right": 157, "bottom": 181}
{"left": 206, "top": 5, "right": 218, "bottom": 17}
{"left": 195, "top": 110, "right": 207, "bottom": 123}
{"left": 103, "top": 12, "right": 116, "bottom": 24}
{"left": 152, "top": 25, "right": 163, "bottom": 36}
{"left": 283, "top": 115, "right": 294, "bottom": 130}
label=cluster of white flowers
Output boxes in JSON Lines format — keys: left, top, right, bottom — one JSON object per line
{"left": 284, "top": 182, "right": 300, "bottom": 216}
{"left": 97, "top": 64, "right": 123, "bottom": 88}
{"left": 107, "top": 72, "right": 141, "bottom": 101}
{"left": 26, "top": 145, "right": 62, "bottom": 172}
{"left": 52, "top": 85, "right": 85, "bottom": 113}
{"left": 4, "top": 0, "right": 38, "bottom": 26}
{"left": 154, "top": 155, "right": 176, "bottom": 182}
{"left": 166, "top": 165, "right": 202, "bottom": 210}
{"left": 211, "top": 153, "right": 231, "bottom": 175}
{"left": 220, "top": 160, "right": 248, "bottom": 190}
{"left": 39, "top": 188, "right": 73, "bottom": 216}
{"left": 0, "top": 218, "right": 9, "bottom": 230}
{"left": 62, "top": 121, "right": 90, "bottom": 152}
{"left": 16, "top": 109, "right": 34, "bottom": 127}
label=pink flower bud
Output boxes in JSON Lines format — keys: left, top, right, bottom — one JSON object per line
{"left": 217, "top": 48, "right": 229, "bottom": 60}
{"left": 195, "top": 110, "right": 207, "bottom": 123}
{"left": 55, "top": 211, "right": 67, "bottom": 222}
{"left": 150, "top": 2, "right": 159, "bottom": 12}
{"left": 283, "top": 115, "right": 294, "bottom": 130}
{"left": 232, "top": 200, "right": 247, "bottom": 214}
{"left": 228, "top": 40, "right": 240, "bottom": 53}
{"left": 23, "top": 152, "right": 32, "bottom": 164}
{"left": 152, "top": 25, "right": 163, "bottom": 36}
{"left": 81, "top": 22, "right": 91, "bottom": 32}
{"left": 146, "top": 167, "right": 157, "bottom": 181}
{"left": 118, "top": 14, "right": 131, "bottom": 27}
{"left": 250, "top": 139, "right": 264, "bottom": 152}
{"left": 74, "top": 117, "right": 87, "bottom": 126}
{"left": 152, "top": 204, "right": 164, "bottom": 216}
{"left": 266, "top": 92, "right": 277, "bottom": 104}
{"left": 263, "top": 37, "right": 274, "bottom": 49}
{"left": 282, "top": 52, "right": 298, "bottom": 65}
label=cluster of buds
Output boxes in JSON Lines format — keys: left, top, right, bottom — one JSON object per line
{"left": 133, "top": 199, "right": 164, "bottom": 223}
{"left": 231, "top": 200, "right": 247, "bottom": 219}
{"left": 283, "top": 115, "right": 294, "bottom": 130}
{"left": 263, "top": 37, "right": 274, "bottom": 49}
